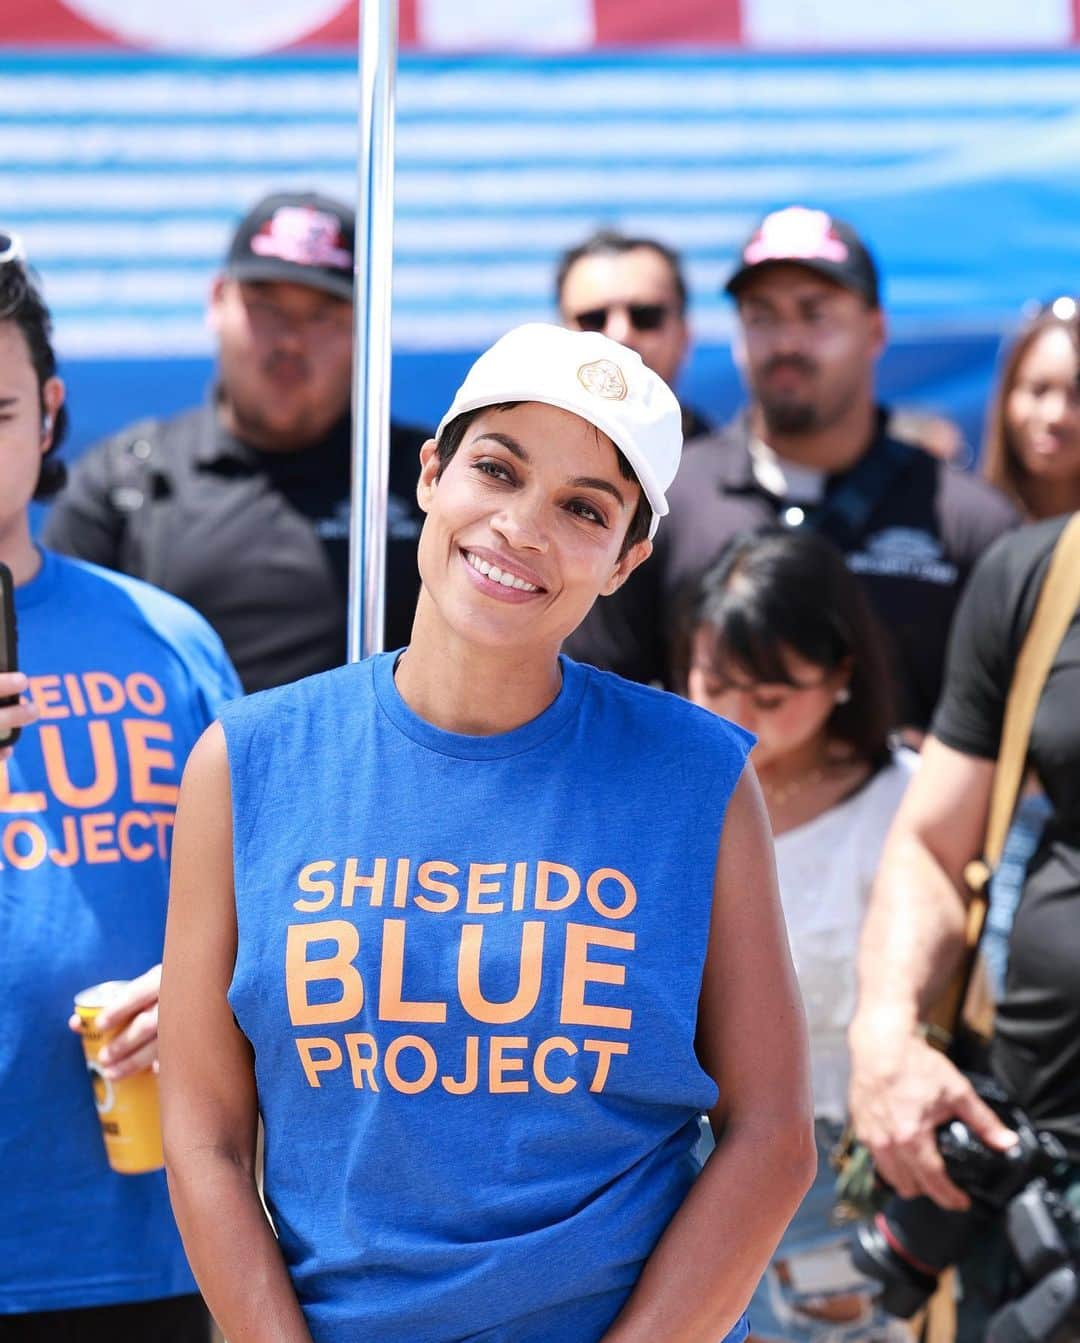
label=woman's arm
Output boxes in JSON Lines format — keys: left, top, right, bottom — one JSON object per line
{"left": 158, "top": 723, "right": 313, "bottom": 1343}
{"left": 601, "top": 766, "right": 817, "bottom": 1343}
{"left": 848, "top": 736, "right": 1016, "bottom": 1211}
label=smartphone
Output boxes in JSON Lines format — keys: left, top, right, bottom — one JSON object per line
{"left": 0, "top": 561, "right": 19, "bottom": 747}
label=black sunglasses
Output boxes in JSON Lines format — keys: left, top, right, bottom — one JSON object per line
{"left": 571, "top": 302, "right": 671, "bottom": 334}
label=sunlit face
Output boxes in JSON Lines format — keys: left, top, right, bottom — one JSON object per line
{"left": 687, "top": 628, "right": 849, "bottom": 769}
{"left": 415, "top": 402, "right": 650, "bottom": 654}
{"left": 1006, "top": 326, "right": 1080, "bottom": 486}
{"left": 0, "top": 320, "right": 62, "bottom": 543}
{"left": 734, "top": 265, "right": 884, "bottom": 437}
{"left": 559, "top": 247, "right": 688, "bottom": 389}
{"left": 208, "top": 278, "right": 353, "bottom": 450}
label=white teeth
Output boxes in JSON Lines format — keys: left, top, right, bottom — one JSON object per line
{"left": 465, "top": 551, "right": 538, "bottom": 592}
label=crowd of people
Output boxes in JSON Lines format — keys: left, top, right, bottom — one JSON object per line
{"left": 1, "top": 183, "right": 1078, "bottom": 1343}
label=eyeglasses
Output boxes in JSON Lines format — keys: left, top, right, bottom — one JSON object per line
{"left": 0, "top": 230, "right": 26, "bottom": 267}
{"left": 570, "top": 302, "right": 672, "bottom": 334}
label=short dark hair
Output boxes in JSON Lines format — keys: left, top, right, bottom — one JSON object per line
{"left": 555, "top": 229, "right": 689, "bottom": 315}
{"left": 0, "top": 261, "right": 68, "bottom": 500}
{"left": 679, "top": 530, "right": 894, "bottom": 767}
{"left": 435, "top": 403, "right": 652, "bottom": 558}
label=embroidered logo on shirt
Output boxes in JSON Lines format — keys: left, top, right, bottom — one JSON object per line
{"left": 847, "top": 527, "right": 958, "bottom": 585}
{"left": 314, "top": 496, "right": 421, "bottom": 544}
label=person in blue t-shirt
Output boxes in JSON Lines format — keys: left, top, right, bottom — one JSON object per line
{"left": 159, "top": 324, "right": 816, "bottom": 1343}
{"left": 0, "top": 237, "right": 241, "bottom": 1341}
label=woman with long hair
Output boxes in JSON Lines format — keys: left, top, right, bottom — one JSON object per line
{"left": 158, "top": 324, "right": 815, "bottom": 1343}
{"left": 681, "top": 530, "right": 914, "bottom": 1341}
{"left": 983, "top": 299, "right": 1080, "bottom": 520}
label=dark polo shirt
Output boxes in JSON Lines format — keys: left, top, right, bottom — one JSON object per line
{"left": 565, "top": 410, "right": 1020, "bottom": 729}
{"left": 43, "top": 403, "right": 429, "bottom": 693}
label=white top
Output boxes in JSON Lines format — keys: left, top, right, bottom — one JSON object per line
{"left": 748, "top": 436, "right": 826, "bottom": 503}
{"left": 774, "top": 749, "right": 918, "bottom": 1124}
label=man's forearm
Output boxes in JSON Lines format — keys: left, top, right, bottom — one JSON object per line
{"left": 852, "top": 830, "right": 969, "bottom": 1037}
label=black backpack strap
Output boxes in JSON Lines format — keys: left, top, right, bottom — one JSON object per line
{"left": 810, "top": 433, "right": 919, "bottom": 550}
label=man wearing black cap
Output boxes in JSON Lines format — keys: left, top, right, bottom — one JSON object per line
{"left": 565, "top": 205, "right": 1018, "bottom": 730}
{"left": 44, "top": 190, "right": 428, "bottom": 692}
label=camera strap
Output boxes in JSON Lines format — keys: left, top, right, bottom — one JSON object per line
{"left": 931, "top": 513, "right": 1080, "bottom": 1048}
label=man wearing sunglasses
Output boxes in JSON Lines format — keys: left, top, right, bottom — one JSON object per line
{"left": 565, "top": 207, "right": 1018, "bottom": 734}
{"left": 556, "top": 229, "right": 711, "bottom": 442}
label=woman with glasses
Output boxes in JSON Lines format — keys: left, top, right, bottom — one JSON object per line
{"left": 0, "top": 235, "right": 240, "bottom": 1342}
{"left": 158, "top": 324, "right": 814, "bottom": 1343}
{"left": 680, "top": 530, "right": 913, "bottom": 1342}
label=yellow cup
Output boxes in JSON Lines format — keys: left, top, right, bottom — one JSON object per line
{"left": 74, "top": 981, "right": 164, "bottom": 1175}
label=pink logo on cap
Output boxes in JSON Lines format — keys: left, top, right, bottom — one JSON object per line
{"left": 743, "top": 207, "right": 849, "bottom": 266}
{"left": 250, "top": 206, "right": 351, "bottom": 271}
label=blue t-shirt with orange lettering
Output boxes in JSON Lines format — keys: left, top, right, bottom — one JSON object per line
{"left": 222, "top": 652, "right": 752, "bottom": 1343}
{"left": 0, "top": 550, "right": 240, "bottom": 1313}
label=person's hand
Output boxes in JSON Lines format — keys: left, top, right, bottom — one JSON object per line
{"left": 68, "top": 965, "right": 162, "bottom": 1079}
{"left": 0, "top": 672, "right": 38, "bottom": 762}
{"left": 848, "top": 1019, "right": 1016, "bottom": 1211}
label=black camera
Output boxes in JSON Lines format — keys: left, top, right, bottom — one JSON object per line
{"left": 986, "top": 1180, "right": 1080, "bottom": 1343}
{"left": 849, "top": 1074, "right": 1068, "bottom": 1319}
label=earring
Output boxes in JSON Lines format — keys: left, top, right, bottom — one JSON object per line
{"left": 42, "top": 414, "right": 53, "bottom": 435}
{"left": 836, "top": 687, "right": 851, "bottom": 704}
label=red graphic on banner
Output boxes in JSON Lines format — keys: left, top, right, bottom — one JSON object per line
{"left": 2, "top": 0, "right": 124, "bottom": 46}
{"left": 280, "top": 1, "right": 419, "bottom": 49}
{"left": 0, "top": 0, "right": 1075, "bottom": 50}
{"left": 595, "top": 0, "right": 741, "bottom": 45}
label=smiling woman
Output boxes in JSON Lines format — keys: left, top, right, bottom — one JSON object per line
{"left": 982, "top": 303, "right": 1080, "bottom": 520}
{"left": 159, "top": 323, "right": 816, "bottom": 1343}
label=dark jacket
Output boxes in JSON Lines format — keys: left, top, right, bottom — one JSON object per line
{"left": 564, "top": 410, "right": 1020, "bottom": 729}
{"left": 44, "top": 403, "right": 429, "bottom": 693}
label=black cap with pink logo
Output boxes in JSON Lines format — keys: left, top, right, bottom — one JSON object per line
{"left": 225, "top": 190, "right": 355, "bottom": 301}
{"left": 724, "top": 206, "right": 880, "bottom": 307}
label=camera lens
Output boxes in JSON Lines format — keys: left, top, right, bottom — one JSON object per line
{"left": 850, "top": 1196, "right": 996, "bottom": 1318}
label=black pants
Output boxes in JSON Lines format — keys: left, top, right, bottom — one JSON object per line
{"left": 0, "top": 1294, "right": 210, "bottom": 1343}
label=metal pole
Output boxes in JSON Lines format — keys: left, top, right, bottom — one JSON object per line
{"left": 348, "top": 0, "right": 398, "bottom": 662}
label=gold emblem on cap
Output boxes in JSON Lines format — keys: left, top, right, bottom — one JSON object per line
{"left": 577, "top": 359, "right": 628, "bottom": 401}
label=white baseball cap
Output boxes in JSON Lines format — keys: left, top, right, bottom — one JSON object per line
{"left": 436, "top": 323, "right": 683, "bottom": 539}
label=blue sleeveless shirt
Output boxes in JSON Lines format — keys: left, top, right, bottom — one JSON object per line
{"left": 222, "top": 653, "right": 752, "bottom": 1343}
